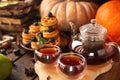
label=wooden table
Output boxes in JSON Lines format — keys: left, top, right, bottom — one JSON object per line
{"left": 4, "top": 42, "right": 38, "bottom": 80}
{"left": 4, "top": 40, "right": 120, "bottom": 80}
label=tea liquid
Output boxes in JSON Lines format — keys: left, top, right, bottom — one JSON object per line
{"left": 39, "top": 47, "right": 57, "bottom": 54}
{"left": 35, "top": 47, "right": 59, "bottom": 64}
{"left": 81, "top": 43, "right": 119, "bottom": 65}
{"left": 59, "top": 54, "right": 85, "bottom": 76}
{"left": 61, "top": 55, "right": 83, "bottom": 65}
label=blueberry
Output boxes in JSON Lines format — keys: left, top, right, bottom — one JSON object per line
{"left": 49, "top": 37, "right": 55, "bottom": 43}
{"left": 0, "top": 49, "right": 6, "bottom": 54}
{"left": 23, "top": 29, "right": 29, "bottom": 34}
{"left": 33, "top": 22, "right": 39, "bottom": 26}
{"left": 31, "top": 36, "right": 37, "bottom": 42}
{"left": 37, "top": 32, "right": 43, "bottom": 37}
{"left": 13, "top": 49, "right": 21, "bottom": 56}
{"left": 48, "top": 12, "right": 53, "bottom": 17}
{"left": 47, "top": 26, "right": 54, "bottom": 32}
{"left": 25, "top": 42, "right": 31, "bottom": 48}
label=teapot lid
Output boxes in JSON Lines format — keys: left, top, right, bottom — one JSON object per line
{"left": 79, "top": 19, "right": 107, "bottom": 36}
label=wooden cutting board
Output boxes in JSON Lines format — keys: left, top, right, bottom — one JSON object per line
{"left": 34, "top": 60, "right": 113, "bottom": 80}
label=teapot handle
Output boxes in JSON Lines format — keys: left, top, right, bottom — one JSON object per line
{"left": 107, "top": 42, "right": 120, "bottom": 63}
{"left": 69, "top": 21, "right": 83, "bottom": 51}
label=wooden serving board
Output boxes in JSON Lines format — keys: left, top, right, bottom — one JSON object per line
{"left": 34, "top": 60, "right": 113, "bottom": 80}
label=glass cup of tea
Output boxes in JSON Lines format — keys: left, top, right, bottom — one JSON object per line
{"left": 34, "top": 44, "right": 61, "bottom": 65}
{"left": 56, "top": 53, "right": 87, "bottom": 80}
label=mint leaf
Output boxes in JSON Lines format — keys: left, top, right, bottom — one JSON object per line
{"left": 38, "top": 37, "right": 46, "bottom": 45}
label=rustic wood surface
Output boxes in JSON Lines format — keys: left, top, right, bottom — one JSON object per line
{"left": 35, "top": 60, "right": 112, "bottom": 80}
{"left": 3, "top": 39, "right": 120, "bottom": 80}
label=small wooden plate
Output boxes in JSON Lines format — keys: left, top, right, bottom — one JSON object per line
{"left": 34, "top": 61, "right": 113, "bottom": 80}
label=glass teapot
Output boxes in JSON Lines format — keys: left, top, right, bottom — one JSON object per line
{"left": 69, "top": 19, "right": 120, "bottom": 65}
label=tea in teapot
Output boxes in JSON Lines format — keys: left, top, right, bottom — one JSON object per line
{"left": 70, "top": 19, "right": 120, "bottom": 65}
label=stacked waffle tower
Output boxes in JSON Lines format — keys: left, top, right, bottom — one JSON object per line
{"left": 22, "top": 12, "right": 65, "bottom": 50}
{"left": 22, "top": 22, "right": 40, "bottom": 49}
{"left": 40, "top": 12, "right": 61, "bottom": 46}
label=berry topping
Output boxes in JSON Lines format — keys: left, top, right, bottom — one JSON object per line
{"left": 49, "top": 37, "right": 55, "bottom": 43}
{"left": 31, "top": 36, "right": 37, "bottom": 42}
{"left": 0, "top": 49, "right": 6, "bottom": 54}
{"left": 13, "top": 49, "right": 21, "bottom": 56}
{"left": 47, "top": 26, "right": 54, "bottom": 32}
{"left": 25, "top": 42, "right": 31, "bottom": 48}
{"left": 23, "top": 29, "right": 29, "bottom": 34}
{"left": 37, "top": 32, "right": 43, "bottom": 38}
{"left": 33, "top": 22, "right": 39, "bottom": 26}
{"left": 48, "top": 12, "right": 53, "bottom": 17}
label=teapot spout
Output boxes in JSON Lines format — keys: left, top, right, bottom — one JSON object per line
{"left": 69, "top": 21, "right": 77, "bottom": 37}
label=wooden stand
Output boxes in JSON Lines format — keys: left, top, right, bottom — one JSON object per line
{"left": 34, "top": 60, "right": 113, "bottom": 80}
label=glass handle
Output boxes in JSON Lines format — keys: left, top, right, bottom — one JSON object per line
{"left": 107, "top": 42, "right": 120, "bottom": 64}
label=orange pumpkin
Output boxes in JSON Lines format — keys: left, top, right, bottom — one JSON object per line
{"left": 40, "top": 0, "right": 98, "bottom": 31}
{"left": 96, "top": 1, "right": 120, "bottom": 45}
